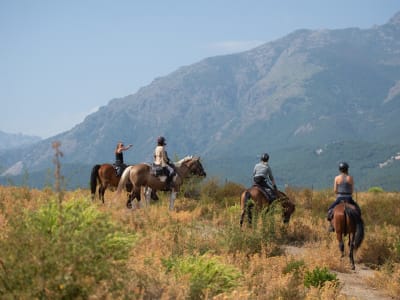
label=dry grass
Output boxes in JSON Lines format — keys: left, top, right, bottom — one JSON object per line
{"left": 0, "top": 184, "right": 399, "bottom": 299}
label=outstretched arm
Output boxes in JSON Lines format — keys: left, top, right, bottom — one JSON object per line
{"left": 121, "top": 144, "right": 133, "bottom": 151}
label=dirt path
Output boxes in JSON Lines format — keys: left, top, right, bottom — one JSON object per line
{"left": 284, "top": 246, "right": 393, "bottom": 300}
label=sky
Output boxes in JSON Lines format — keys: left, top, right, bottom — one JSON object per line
{"left": 1, "top": 1, "right": 400, "bottom": 139}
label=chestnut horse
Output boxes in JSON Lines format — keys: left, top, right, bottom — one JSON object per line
{"left": 114, "top": 156, "right": 206, "bottom": 210}
{"left": 240, "top": 186, "right": 295, "bottom": 227}
{"left": 90, "top": 164, "right": 133, "bottom": 203}
{"left": 332, "top": 202, "right": 364, "bottom": 270}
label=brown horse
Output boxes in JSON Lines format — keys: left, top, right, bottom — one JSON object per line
{"left": 240, "top": 186, "right": 295, "bottom": 227}
{"left": 332, "top": 202, "right": 364, "bottom": 270}
{"left": 114, "top": 156, "right": 206, "bottom": 209}
{"left": 90, "top": 164, "right": 132, "bottom": 203}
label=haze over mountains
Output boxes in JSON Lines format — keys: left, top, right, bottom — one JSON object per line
{"left": 1, "top": 12, "right": 400, "bottom": 191}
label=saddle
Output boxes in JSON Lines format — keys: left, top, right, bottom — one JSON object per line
{"left": 328, "top": 200, "right": 361, "bottom": 221}
{"left": 113, "top": 163, "right": 127, "bottom": 177}
{"left": 150, "top": 163, "right": 166, "bottom": 177}
{"left": 253, "top": 184, "right": 276, "bottom": 204}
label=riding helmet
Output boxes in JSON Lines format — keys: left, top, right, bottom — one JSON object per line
{"left": 338, "top": 162, "right": 349, "bottom": 172}
{"left": 261, "top": 153, "right": 269, "bottom": 162}
{"left": 157, "top": 136, "right": 166, "bottom": 146}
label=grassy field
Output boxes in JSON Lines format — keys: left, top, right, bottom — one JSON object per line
{"left": 0, "top": 180, "right": 399, "bottom": 299}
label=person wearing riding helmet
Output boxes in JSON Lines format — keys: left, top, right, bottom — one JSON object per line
{"left": 154, "top": 136, "right": 175, "bottom": 189}
{"left": 253, "top": 153, "right": 277, "bottom": 201}
{"left": 327, "top": 162, "right": 361, "bottom": 232}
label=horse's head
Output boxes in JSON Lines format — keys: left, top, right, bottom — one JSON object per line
{"left": 277, "top": 191, "right": 295, "bottom": 223}
{"left": 182, "top": 156, "right": 206, "bottom": 177}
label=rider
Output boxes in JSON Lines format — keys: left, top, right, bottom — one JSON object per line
{"left": 153, "top": 136, "right": 175, "bottom": 190}
{"left": 114, "top": 142, "right": 133, "bottom": 176}
{"left": 253, "top": 153, "right": 277, "bottom": 202}
{"left": 327, "top": 162, "right": 361, "bottom": 232}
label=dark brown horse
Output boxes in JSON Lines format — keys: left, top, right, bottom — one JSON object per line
{"left": 90, "top": 164, "right": 132, "bottom": 203}
{"left": 332, "top": 202, "right": 364, "bottom": 270}
{"left": 240, "top": 186, "right": 295, "bottom": 227}
{"left": 114, "top": 156, "right": 206, "bottom": 209}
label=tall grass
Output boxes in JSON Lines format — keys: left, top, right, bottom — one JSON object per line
{"left": 0, "top": 178, "right": 399, "bottom": 298}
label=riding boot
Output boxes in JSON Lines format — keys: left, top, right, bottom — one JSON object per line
{"left": 116, "top": 166, "right": 122, "bottom": 177}
{"left": 165, "top": 175, "right": 173, "bottom": 191}
{"left": 327, "top": 209, "right": 334, "bottom": 232}
{"left": 327, "top": 209, "right": 333, "bottom": 221}
{"left": 328, "top": 222, "right": 335, "bottom": 232}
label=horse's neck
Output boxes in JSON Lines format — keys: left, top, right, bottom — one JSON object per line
{"left": 175, "top": 163, "right": 190, "bottom": 178}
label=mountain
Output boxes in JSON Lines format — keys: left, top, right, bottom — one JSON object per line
{"left": 0, "top": 131, "right": 41, "bottom": 151}
{"left": 1, "top": 12, "right": 400, "bottom": 191}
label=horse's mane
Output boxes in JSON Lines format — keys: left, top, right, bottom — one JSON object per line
{"left": 174, "top": 155, "right": 193, "bottom": 167}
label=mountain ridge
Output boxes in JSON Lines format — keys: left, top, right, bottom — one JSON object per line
{"left": 1, "top": 11, "right": 400, "bottom": 190}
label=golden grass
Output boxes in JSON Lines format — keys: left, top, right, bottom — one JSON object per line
{"left": 0, "top": 185, "right": 399, "bottom": 299}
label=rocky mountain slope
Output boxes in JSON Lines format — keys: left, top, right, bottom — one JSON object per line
{"left": 1, "top": 12, "right": 400, "bottom": 190}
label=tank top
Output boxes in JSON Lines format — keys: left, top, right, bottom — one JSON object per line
{"left": 337, "top": 174, "right": 352, "bottom": 195}
{"left": 115, "top": 151, "right": 123, "bottom": 164}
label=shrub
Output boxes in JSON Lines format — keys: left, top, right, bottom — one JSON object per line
{"left": 163, "top": 255, "right": 241, "bottom": 299}
{"left": 368, "top": 186, "right": 384, "bottom": 193}
{"left": 0, "top": 197, "right": 136, "bottom": 299}
{"left": 283, "top": 259, "right": 306, "bottom": 275}
{"left": 304, "top": 267, "right": 338, "bottom": 288}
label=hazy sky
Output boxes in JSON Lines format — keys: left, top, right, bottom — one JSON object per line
{"left": 1, "top": 1, "right": 399, "bottom": 139}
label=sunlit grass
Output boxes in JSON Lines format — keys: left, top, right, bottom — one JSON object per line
{"left": 0, "top": 183, "right": 399, "bottom": 299}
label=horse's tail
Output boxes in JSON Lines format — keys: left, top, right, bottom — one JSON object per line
{"left": 90, "top": 165, "right": 101, "bottom": 197}
{"left": 345, "top": 206, "right": 365, "bottom": 249}
{"left": 241, "top": 190, "right": 251, "bottom": 210}
{"left": 115, "top": 166, "right": 132, "bottom": 195}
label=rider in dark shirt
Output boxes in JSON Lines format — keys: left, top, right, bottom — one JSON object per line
{"left": 114, "top": 142, "right": 132, "bottom": 176}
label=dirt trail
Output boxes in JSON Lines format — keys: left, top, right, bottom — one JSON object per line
{"left": 284, "top": 246, "right": 393, "bottom": 300}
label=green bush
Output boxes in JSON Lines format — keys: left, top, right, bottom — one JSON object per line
{"left": 163, "top": 255, "right": 241, "bottom": 299}
{"left": 368, "top": 186, "right": 384, "bottom": 193}
{"left": 0, "top": 197, "right": 136, "bottom": 299}
{"left": 221, "top": 203, "right": 284, "bottom": 257}
{"left": 304, "top": 267, "right": 338, "bottom": 288}
{"left": 283, "top": 259, "right": 305, "bottom": 275}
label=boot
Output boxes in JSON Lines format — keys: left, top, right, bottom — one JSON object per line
{"left": 164, "top": 175, "right": 173, "bottom": 191}
{"left": 328, "top": 222, "right": 335, "bottom": 232}
{"left": 327, "top": 209, "right": 334, "bottom": 232}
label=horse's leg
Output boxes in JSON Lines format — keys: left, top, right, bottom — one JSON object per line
{"left": 247, "top": 205, "right": 253, "bottom": 225}
{"left": 337, "top": 233, "right": 345, "bottom": 258}
{"left": 349, "top": 233, "right": 355, "bottom": 270}
{"left": 99, "top": 185, "right": 105, "bottom": 204}
{"left": 126, "top": 192, "right": 135, "bottom": 209}
{"left": 169, "top": 189, "right": 177, "bottom": 211}
{"left": 144, "top": 187, "right": 152, "bottom": 207}
{"left": 240, "top": 208, "right": 246, "bottom": 227}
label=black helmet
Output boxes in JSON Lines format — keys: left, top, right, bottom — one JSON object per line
{"left": 261, "top": 153, "right": 269, "bottom": 162}
{"left": 339, "top": 162, "right": 349, "bottom": 172}
{"left": 157, "top": 136, "right": 166, "bottom": 146}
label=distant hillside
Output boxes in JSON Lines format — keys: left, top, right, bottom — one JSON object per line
{"left": 1, "top": 11, "right": 400, "bottom": 191}
{"left": 0, "top": 131, "right": 41, "bottom": 150}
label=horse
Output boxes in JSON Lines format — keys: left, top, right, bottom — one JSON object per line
{"left": 240, "top": 185, "right": 295, "bottom": 227}
{"left": 114, "top": 156, "right": 206, "bottom": 209}
{"left": 331, "top": 201, "right": 364, "bottom": 270}
{"left": 90, "top": 164, "right": 133, "bottom": 203}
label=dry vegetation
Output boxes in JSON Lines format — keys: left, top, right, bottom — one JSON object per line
{"left": 0, "top": 180, "right": 399, "bottom": 299}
